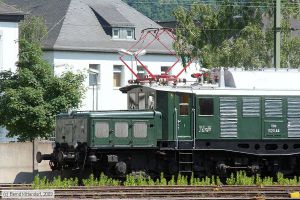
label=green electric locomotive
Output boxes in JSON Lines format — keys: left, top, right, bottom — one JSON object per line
{"left": 37, "top": 68, "right": 300, "bottom": 177}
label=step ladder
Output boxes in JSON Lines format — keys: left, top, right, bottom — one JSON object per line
{"left": 178, "top": 150, "right": 194, "bottom": 174}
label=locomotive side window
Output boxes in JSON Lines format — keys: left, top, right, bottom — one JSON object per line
{"left": 179, "top": 94, "right": 189, "bottom": 116}
{"left": 129, "top": 93, "right": 137, "bottom": 109}
{"left": 115, "top": 122, "right": 128, "bottom": 138}
{"left": 139, "top": 93, "right": 146, "bottom": 109}
{"left": 95, "top": 122, "right": 109, "bottom": 138}
{"left": 199, "top": 98, "right": 214, "bottom": 115}
{"left": 133, "top": 122, "right": 147, "bottom": 138}
{"left": 148, "top": 93, "right": 155, "bottom": 109}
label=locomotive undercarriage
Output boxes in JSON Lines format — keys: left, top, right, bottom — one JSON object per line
{"left": 37, "top": 141, "right": 300, "bottom": 178}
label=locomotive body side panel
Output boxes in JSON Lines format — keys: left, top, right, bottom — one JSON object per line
{"left": 196, "top": 95, "right": 220, "bottom": 139}
{"left": 157, "top": 91, "right": 175, "bottom": 140}
{"left": 238, "top": 96, "right": 262, "bottom": 139}
{"left": 89, "top": 111, "right": 162, "bottom": 148}
{"left": 55, "top": 115, "right": 88, "bottom": 146}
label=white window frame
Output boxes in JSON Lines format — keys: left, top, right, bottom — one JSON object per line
{"left": 113, "top": 65, "right": 124, "bottom": 88}
{"left": 89, "top": 64, "right": 101, "bottom": 87}
{"left": 126, "top": 29, "right": 133, "bottom": 39}
{"left": 161, "top": 66, "right": 171, "bottom": 75}
{"left": 137, "top": 65, "right": 146, "bottom": 78}
{"left": 112, "top": 28, "right": 134, "bottom": 40}
{"left": 112, "top": 28, "right": 120, "bottom": 39}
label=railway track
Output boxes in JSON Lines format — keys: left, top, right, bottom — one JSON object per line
{"left": 0, "top": 185, "right": 299, "bottom": 199}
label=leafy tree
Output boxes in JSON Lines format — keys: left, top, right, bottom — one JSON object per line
{"left": 173, "top": 0, "right": 300, "bottom": 69}
{"left": 0, "top": 16, "right": 85, "bottom": 141}
{"left": 122, "top": 0, "right": 194, "bottom": 21}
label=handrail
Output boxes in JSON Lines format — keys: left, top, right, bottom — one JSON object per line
{"left": 174, "top": 107, "right": 178, "bottom": 149}
{"left": 192, "top": 108, "right": 196, "bottom": 149}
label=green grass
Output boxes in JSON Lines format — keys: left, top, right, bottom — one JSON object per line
{"left": 32, "top": 171, "right": 300, "bottom": 188}
{"left": 32, "top": 175, "right": 78, "bottom": 189}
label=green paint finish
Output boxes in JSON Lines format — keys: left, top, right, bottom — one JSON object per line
{"left": 238, "top": 97, "right": 261, "bottom": 139}
{"left": 264, "top": 121, "right": 285, "bottom": 138}
{"left": 156, "top": 91, "right": 173, "bottom": 140}
{"left": 195, "top": 95, "right": 291, "bottom": 140}
{"left": 238, "top": 118, "right": 262, "bottom": 139}
{"left": 262, "top": 97, "right": 288, "bottom": 139}
{"left": 112, "top": 119, "right": 132, "bottom": 146}
{"left": 196, "top": 96, "right": 220, "bottom": 139}
{"left": 92, "top": 119, "right": 112, "bottom": 147}
{"left": 85, "top": 110, "right": 162, "bottom": 148}
{"left": 174, "top": 93, "right": 193, "bottom": 140}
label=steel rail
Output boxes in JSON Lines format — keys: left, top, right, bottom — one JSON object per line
{"left": 1, "top": 185, "right": 299, "bottom": 199}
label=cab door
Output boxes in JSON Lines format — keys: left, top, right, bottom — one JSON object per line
{"left": 175, "top": 93, "right": 193, "bottom": 140}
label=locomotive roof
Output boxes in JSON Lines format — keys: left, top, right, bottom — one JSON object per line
{"left": 58, "top": 110, "right": 160, "bottom": 118}
{"left": 224, "top": 68, "right": 300, "bottom": 90}
{"left": 121, "top": 84, "right": 300, "bottom": 96}
{"left": 120, "top": 68, "right": 300, "bottom": 97}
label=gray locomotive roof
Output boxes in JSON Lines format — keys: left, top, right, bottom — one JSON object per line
{"left": 4, "top": 0, "right": 170, "bottom": 54}
{"left": 57, "top": 110, "right": 159, "bottom": 118}
{"left": 120, "top": 68, "right": 300, "bottom": 96}
{"left": 224, "top": 68, "right": 300, "bottom": 90}
{"left": 122, "top": 85, "right": 300, "bottom": 96}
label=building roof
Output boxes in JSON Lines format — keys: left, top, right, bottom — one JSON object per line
{"left": 4, "top": 0, "right": 172, "bottom": 54}
{"left": 0, "top": 2, "right": 23, "bottom": 22}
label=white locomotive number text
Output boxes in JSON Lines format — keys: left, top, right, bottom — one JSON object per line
{"left": 268, "top": 124, "right": 280, "bottom": 134}
{"left": 199, "top": 125, "right": 212, "bottom": 133}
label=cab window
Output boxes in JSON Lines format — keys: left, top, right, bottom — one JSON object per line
{"left": 199, "top": 98, "right": 214, "bottom": 115}
{"left": 179, "top": 94, "right": 189, "bottom": 116}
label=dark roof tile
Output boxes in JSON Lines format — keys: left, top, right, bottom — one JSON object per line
{"left": 4, "top": 0, "right": 171, "bottom": 54}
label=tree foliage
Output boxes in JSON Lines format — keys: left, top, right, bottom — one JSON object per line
{"left": 123, "top": 0, "right": 191, "bottom": 21}
{"left": 173, "top": 0, "right": 300, "bottom": 69}
{"left": 0, "top": 16, "right": 85, "bottom": 141}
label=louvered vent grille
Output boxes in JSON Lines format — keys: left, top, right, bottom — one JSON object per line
{"left": 288, "top": 98, "right": 300, "bottom": 118}
{"left": 220, "top": 97, "right": 237, "bottom": 138}
{"left": 243, "top": 97, "right": 260, "bottom": 117}
{"left": 288, "top": 98, "right": 300, "bottom": 137}
{"left": 265, "top": 98, "right": 282, "bottom": 118}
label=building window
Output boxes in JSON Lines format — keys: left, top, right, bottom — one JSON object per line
{"left": 112, "top": 28, "right": 135, "bottom": 40}
{"left": 127, "top": 29, "right": 133, "bottom": 39}
{"left": 199, "top": 98, "right": 214, "bottom": 116}
{"left": 89, "top": 64, "right": 100, "bottom": 86}
{"left": 113, "top": 65, "right": 123, "bottom": 87}
{"left": 161, "top": 66, "right": 171, "bottom": 75}
{"left": 113, "top": 29, "right": 120, "bottom": 39}
{"left": 137, "top": 65, "right": 146, "bottom": 79}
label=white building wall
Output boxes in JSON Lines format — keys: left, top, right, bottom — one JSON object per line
{"left": 44, "top": 51, "right": 199, "bottom": 111}
{"left": 0, "top": 21, "right": 19, "bottom": 72}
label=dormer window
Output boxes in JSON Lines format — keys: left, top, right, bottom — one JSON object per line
{"left": 112, "top": 28, "right": 135, "bottom": 40}
{"left": 127, "top": 29, "right": 133, "bottom": 39}
{"left": 113, "top": 29, "right": 120, "bottom": 38}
